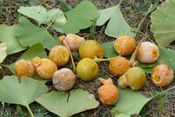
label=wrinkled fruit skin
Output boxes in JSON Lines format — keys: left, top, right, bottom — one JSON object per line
{"left": 76, "top": 58, "right": 99, "bottom": 81}
{"left": 137, "top": 42, "right": 159, "bottom": 63}
{"left": 79, "top": 40, "right": 104, "bottom": 59}
{"left": 109, "top": 56, "right": 130, "bottom": 77}
{"left": 64, "top": 34, "right": 85, "bottom": 51}
{"left": 98, "top": 78, "right": 119, "bottom": 105}
{"left": 114, "top": 35, "right": 136, "bottom": 56}
{"left": 118, "top": 67, "right": 146, "bottom": 90}
{"left": 49, "top": 45, "right": 70, "bottom": 67}
{"left": 14, "top": 59, "right": 35, "bottom": 80}
{"left": 52, "top": 68, "right": 76, "bottom": 91}
{"left": 151, "top": 64, "right": 174, "bottom": 87}
{"left": 32, "top": 57, "right": 58, "bottom": 80}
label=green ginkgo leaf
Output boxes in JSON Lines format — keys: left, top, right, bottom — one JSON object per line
{"left": 112, "top": 87, "right": 152, "bottom": 117}
{"left": 36, "top": 89, "right": 99, "bottom": 117}
{"left": 0, "top": 76, "right": 48, "bottom": 117}
{"left": 15, "top": 17, "right": 60, "bottom": 50}
{"left": 18, "top": 6, "right": 66, "bottom": 33}
{"left": 4, "top": 43, "right": 47, "bottom": 80}
{"left": 96, "top": 5, "right": 134, "bottom": 38}
{"left": 0, "top": 25, "right": 26, "bottom": 55}
{"left": 0, "top": 42, "right": 7, "bottom": 69}
{"left": 64, "top": 1, "right": 100, "bottom": 34}
{"left": 150, "top": 0, "right": 175, "bottom": 48}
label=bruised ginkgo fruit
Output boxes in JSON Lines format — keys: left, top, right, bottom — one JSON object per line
{"left": 108, "top": 56, "right": 130, "bottom": 77}
{"left": 59, "top": 34, "right": 85, "bottom": 51}
{"left": 151, "top": 64, "right": 174, "bottom": 87}
{"left": 52, "top": 68, "right": 76, "bottom": 91}
{"left": 118, "top": 67, "right": 146, "bottom": 90}
{"left": 14, "top": 59, "right": 35, "bottom": 80}
{"left": 137, "top": 42, "right": 159, "bottom": 63}
{"left": 32, "top": 57, "right": 58, "bottom": 80}
{"left": 76, "top": 58, "right": 99, "bottom": 81}
{"left": 79, "top": 40, "right": 104, "bottom": 59}
{"left": 114, "top": 35, "right": 136, "bottom": 56}
{"left": 98, "top": 78, "right": 119, "bottom": 105}
{"left": 49, "top": 45, "right": 70, "bottom": 67}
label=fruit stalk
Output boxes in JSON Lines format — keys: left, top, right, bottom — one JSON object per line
{"left": 59, "top": 36, "right": 76, "bottom": 71}
{"left": 129, "top": 35, "right": 149, "bottom": 67}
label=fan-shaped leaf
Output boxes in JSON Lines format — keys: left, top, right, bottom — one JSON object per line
{"left": 18, "top": 6, "right": 66, "bottom": 33}
{"left": 112, "top": 87, "right": 152, "bottom": 117}
{"left": 0, "top": 76, "right": 48, "bottom": 116}
{"left": 0, "top": 25, "right": 26, "bottom": 55}
{"left": 96, "top": 5, "right": 134, "bottom": 38}
{"left": 64, "top": 1, "right": 99, "bottom": 34}
{"left": 36, "top": 89, "right": 99, "bottom": 117}
{"left": 0, "top": 42, "right": 7, "bottom": 69}
{"left": 15, "top": 17, "right": 60, "bottom": 50}
{"left": 151, "top": 0, "right": 175, "bottom": 48}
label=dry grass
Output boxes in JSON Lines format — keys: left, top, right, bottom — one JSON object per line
{"left": 0, "top": 0, "right": 175, "bottom": 117}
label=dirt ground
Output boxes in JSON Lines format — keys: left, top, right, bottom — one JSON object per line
{"left": 0, "top": 0, "right": 175, "bottom": 117}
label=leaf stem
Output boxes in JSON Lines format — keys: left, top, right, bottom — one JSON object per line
{"left": 152, "top": 86, "right": 175, "bottom": 99}
{"left": 130, "top": 29, "right": 155, "bottom": 44}
{"left": 93, "top": 56, "right": 117, "bottom": 62}
{"left": 134, "top": 4, "right": 153, "bottom": 38}
{"left": 45, "top": 17, "right": 56, "bottom": 30}
{"left": 119, "top": 0, "right": 124, "bottom": 5}
{"left": 26, "top": 105, "right": 34, "bottom": 117}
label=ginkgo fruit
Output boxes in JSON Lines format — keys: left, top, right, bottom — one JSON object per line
{"left": 76, "top": 58, "right": 99, "bottom": 81}
{"left": 108, "top": 56, "right": 130, "bottom": 77}
{"left": 59, "top": 34, "right": 85, "bottom": 51}
{"left": 137, "top": 42, "right": 159, "bottom": 63}
{"left": 151, "top": 64, "right": 174, "bottom": 87}
{"left": 114, "top": 35, "right": 136, "bottom": 56}
{"left": 49, "top": 45, "right": 70, "bottom": 67}
{"left": 14, "top": 59, "right": 35, "bottom": 80}
{"left": 52, "top": 68, "right": 76, "bottom": 91}
{"left": 118, "top": 67, "right": 146, "bottom": 90}
{"left": 79, "top": 40, "right": 104, "bottom": 59}
{"left": 32, "top": 57, "right": 58, "bottom": 80}
{"left": 98, "top": 78, "right": 119, "bottom": 105}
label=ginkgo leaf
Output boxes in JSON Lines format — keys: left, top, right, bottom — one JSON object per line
{"left": 36, "top": 89, "right": 99, "bottom": 117}
{"left": 150, "top": 0, "right": 175, "bottom": 48}
{"left": 96, "top": 5, "right": 134, "bottom": 38}
{"left": 0, "top": 76, "right": 48, "bottom": 116}
{"left": 5, "top": 43, "right": 47, "bottom": 80}
{"left": 18, "top": 6, "right": 66, "bottom": 33}
{"left": 0, "top": 43, "right": 7, "bottom": 67}
{"left": 15, "top": 17, "right": 60, "bottom": 50}
{"left": 64, "top": 1, "right": 100, "bottom": 34}
{"left": 111, "top": 87, "right": 152, "bottom": 117}
{"left": 0, "top": 24, "right": 26, "bottom": 55}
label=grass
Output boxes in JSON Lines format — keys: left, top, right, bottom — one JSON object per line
{"left": 0, "top": 0, "right": 175, "bottom": 116}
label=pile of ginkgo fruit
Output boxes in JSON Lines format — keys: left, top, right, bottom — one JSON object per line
{"left": 14, "top": 34, "right": 174, "bottom": 106}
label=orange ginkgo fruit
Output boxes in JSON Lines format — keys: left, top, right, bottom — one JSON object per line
{"left": 14, "top": 59, "right": 35, "bottom": 80}
{"left": 98, "top": 78, "right": 119, "bottom": 105}
{"left": 49, "top": 45, "right": 70, "bottom": 67}
{"left": 151, "top": 64, "right": 174, "bottom": 87}
{"left": 32, "top": 57, "right": 58, "bottom": 80}
{"left": 114, "top": 35, "right": 136, "bottom": 56}
{"left": 108, "top": 56, "right": 130, "bottom": 77}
